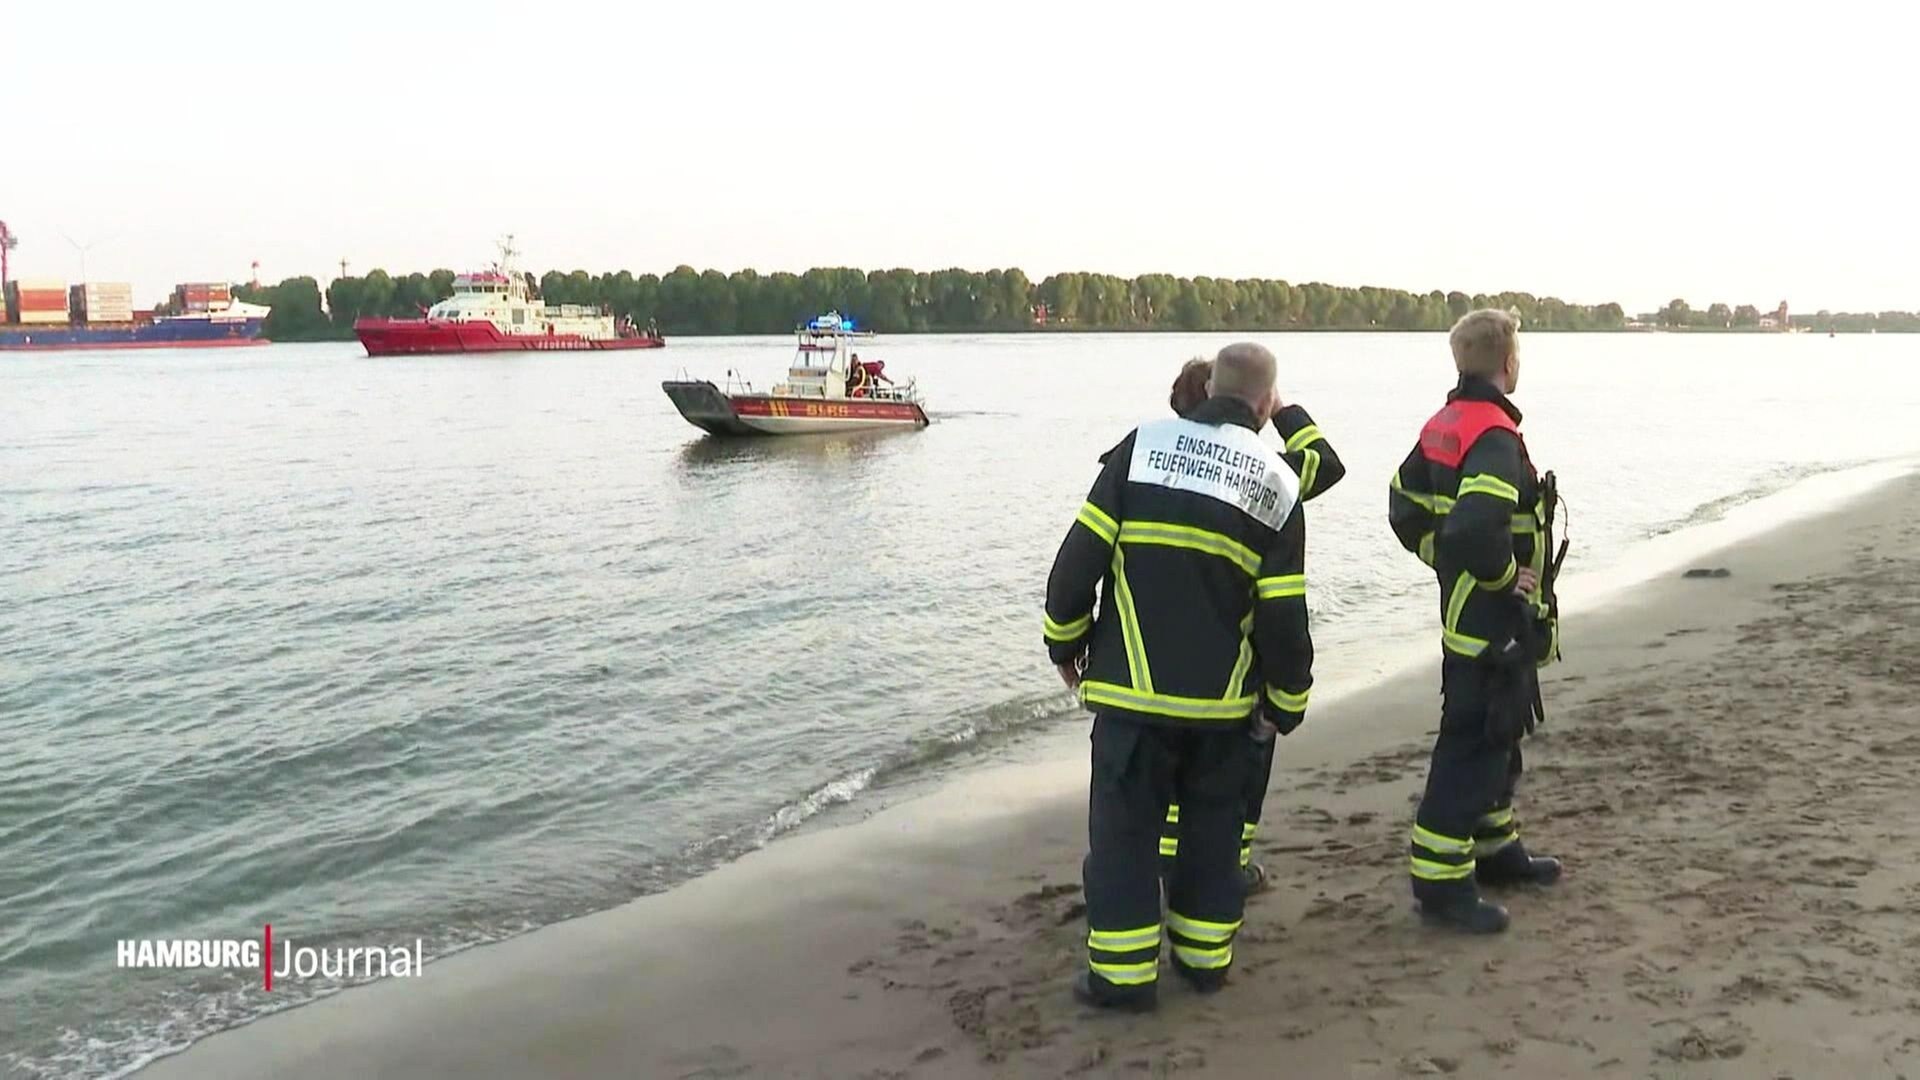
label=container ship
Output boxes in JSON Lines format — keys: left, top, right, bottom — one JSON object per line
{"left": 354, "top": 238, "right": 664, "bottom": 355}
{"left": 0, "top": 220, "right": 268, "bottom": 351}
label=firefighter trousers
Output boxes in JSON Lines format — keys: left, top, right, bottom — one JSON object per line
{"left": 1084, "top": 713, "right": 1249, "bottom": 998}
{"left": 1409, "top": 657, "right": 1536, "bottom": 905}
{"left": 1159, "top": 735, "right": 1272, "bottom": 870}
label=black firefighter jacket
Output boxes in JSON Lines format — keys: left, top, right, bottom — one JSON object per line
{"left": 1044, "top": 397, "right": 1314, "bottom": 729}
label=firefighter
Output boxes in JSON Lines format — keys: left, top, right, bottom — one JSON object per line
{"left": 1387, "top": 309, "right": 1563, "bottom": 934}
{"left": 1046, "top": 343, "right": 1314, "bottom": 1009}
{"left": 1152, "top": 358, "right": 1345, "bottom": 892}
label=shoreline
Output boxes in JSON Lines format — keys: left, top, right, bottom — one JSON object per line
{"left": 243, "top": 326, "right": 1913, "bottom": 345}
{"left": 134, "top": 462, "right": 1920, "bottom": 1078}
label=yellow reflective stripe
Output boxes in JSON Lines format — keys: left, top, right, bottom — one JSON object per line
{"left": 1256, "top": 574, "right": 1306, "bottom": 600}
{"left": 1417, "top": 531, "right": 1436, "bottom": 567}
{"left": 1480, "top": 807, "right": 1515, "bottom": 829}
{"left": 1510, "top": 515, "right": 1538, "bottom": 534}
{"left": 1224, "top": 610, "right": 1254, "bottom": 702}
{"left": 1410, "top": 857, "right": 1475, "bottom": 881}
{"left": 1075, "top": 501, "right": 1118, "bottom": 544}
{"left": 1159, "top": 837, "right": 1179, "bottom": 856}
{"left": 1239, "top": 846, "right": 1251, "bottom": 868}
{"left": 1473, "top": 833, "right": 1519, "bottom": 857}
{"left": 1165, "top": 804, "right": 1180, "bottom": 824}
{"left": 1298, "top": 447, "right": 1321, "bottom": 495}
{"left": 1391, "top": 473, "right": 1456, "bottom": 515}
{"left": 1443, "top": 631, "right": 1489, "bottom": 657}
{"left": 1043, "top": 611, "right": 1092, "bottom": 642}
{"left": 1167, "top": 911, "right": 1242, "bottom": 943}
{"left": 1241, "top": 823, "right": 1257, "bottom": 841}
{"left": 1411, "top": 824, "right": 1474, "bottom": 856}
{"left": 1088, "top": 925, "right": 1161, "bottom": 952}
{"left": 1110, "top": 547, "right": 1152, "bottom": 694}
{"left": 1444, "top": 572, "right": 1474, "bottom": 637}
{"left": 1081, "top": 681, "right": 1259, "bottom": 721}
{"left": 1458, "top": 474, "right": 1521, "bottom": 503}
{"left": 1284, "top": 424, "right": 1323, "bottom": 453}
{"left": 1117, "top": 521, "right": 1259, "bottom": 577}
{"left": 1172, "top": 943, "right": 1233, "bottom": 970}
{"left": 1089, "top": 960, "right": 1158, "bottom": 984}
{"left": 1478, "top": 557, "right": 1518, "bottom": 592}
{"left": 1264, "top": 685, "right": 1308, "bottom": 714}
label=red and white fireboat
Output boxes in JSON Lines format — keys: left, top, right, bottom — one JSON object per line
{"left": 662, "top": 312, "right": 929, "bottom": 436}
{"left": 354, "top": 238, "right": 665, "bottom": 356}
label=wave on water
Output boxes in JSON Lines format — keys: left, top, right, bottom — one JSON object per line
{"left": 7, "top": 691, "right": 1083, "bottom": 1080}
{"left": 683, "top": 690, "right": 1080, "bottom": 862}
{"left": 1645, "top": 457, "right": 1881, "bottom": 538}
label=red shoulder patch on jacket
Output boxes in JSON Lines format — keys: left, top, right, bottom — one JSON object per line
{"left": 1418, "top": 400, "right": 1518, "bottom": 469}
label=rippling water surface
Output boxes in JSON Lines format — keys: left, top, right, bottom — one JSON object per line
{"left": 3, "top": 332, "right": 1918, "bottom": 1076}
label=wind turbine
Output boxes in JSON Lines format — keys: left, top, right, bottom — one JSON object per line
{"left": 59, "top": 229, "right": 119, "bottom": 283}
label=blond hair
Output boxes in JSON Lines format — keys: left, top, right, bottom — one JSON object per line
{"left": 1449, "top": 309, "right": 1518, "bottom": 378}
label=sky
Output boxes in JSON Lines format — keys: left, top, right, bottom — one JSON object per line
{"left": 5, "top": 0, "right": 1914, "bottom": 314}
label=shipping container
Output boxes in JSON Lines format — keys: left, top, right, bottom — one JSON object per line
{"left": 71, "top": 282, "right": 136, "bottom": 322}
{"left": 19, "top": 310, "right": 70, "bottom": 325}
{"left": 17, "top": 277, "right": 66, "bottom": 291}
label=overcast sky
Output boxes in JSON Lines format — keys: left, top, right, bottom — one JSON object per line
{"left": 6, "top": 0, "right": 1912, "bottom": 313}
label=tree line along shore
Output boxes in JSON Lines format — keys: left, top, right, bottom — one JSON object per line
{"left": 230, "top": 267, "right": 1919, "bottom": 341}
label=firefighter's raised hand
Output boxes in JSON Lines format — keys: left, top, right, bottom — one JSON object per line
{"left": 1513, "top": 567, "right": 1539, "bottom": 598}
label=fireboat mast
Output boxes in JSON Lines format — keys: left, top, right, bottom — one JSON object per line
{"left": 0, "top": 219, "right": 17, "bottom": 293}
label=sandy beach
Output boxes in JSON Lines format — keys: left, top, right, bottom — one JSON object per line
{"left": 139, "top": 468, "right": 1920, "bottom": 1080}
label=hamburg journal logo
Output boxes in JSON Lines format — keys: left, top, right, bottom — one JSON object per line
{"left": 116, "top": 925, "right": 424, "bottom": 989}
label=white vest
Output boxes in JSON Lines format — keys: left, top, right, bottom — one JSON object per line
{"left": 1127, "top": 417, "right": 1298, "bottom": 531}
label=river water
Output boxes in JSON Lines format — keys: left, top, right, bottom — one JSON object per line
{"left": 3, "top": 331, "right": 1918, "bottom": 1077}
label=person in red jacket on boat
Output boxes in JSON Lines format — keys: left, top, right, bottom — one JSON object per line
{"left": 847, "top": 355, "right": 892, "bottom": 398}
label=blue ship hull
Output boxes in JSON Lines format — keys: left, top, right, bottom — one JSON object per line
{"left": 0, "top": 317, "right": 268, "bottom": 351}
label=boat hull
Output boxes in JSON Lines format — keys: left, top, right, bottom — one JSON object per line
{"left": 0, "top": 317, "right": 267, "bottom": 351}
{"left": 663, "top": 380, "right": 929, "bottom": 436}
{"left": 355, "top": 317, "right": 665, "bottom": 356}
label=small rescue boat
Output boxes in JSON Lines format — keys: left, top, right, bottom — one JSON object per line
{"left": 662, "top": 312, "right": 929, "bottom": 436}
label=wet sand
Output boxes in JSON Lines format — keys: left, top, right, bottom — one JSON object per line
{"left": 141, "top": 470, "right": 1920, "bottom": 1079}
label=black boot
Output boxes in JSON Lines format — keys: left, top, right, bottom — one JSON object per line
{"left": 1476, "top": 844, "right": 1563, "bottom": 887}
{"left": 1171, "top": 959, "right": 1228, "bottom": 995}
{"left": 1072, "top": 970, "right": 1158, "bottom": 1013}
{"left": 1419, "top": 894, "right": 1510, "bottom": 934}
{"left": 1241, "top": 860, "right": 1271, "bottom": 896}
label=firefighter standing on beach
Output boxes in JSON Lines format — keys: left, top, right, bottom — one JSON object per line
{"left": 1387, "top": 308, "right": 1563, "bottom": 933}
{"left": 1044, "top": 343, "right": 1315, "bottom": 1009}
{"left": 1149, "top": 359, "right": 1346, "bottom": 892}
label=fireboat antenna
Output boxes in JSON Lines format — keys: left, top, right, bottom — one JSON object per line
{"left": 0, "top": 219, "right": 16, "bottom": 291}
{"left": 497, "top": 233, "right": 519, "bottom": 274}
